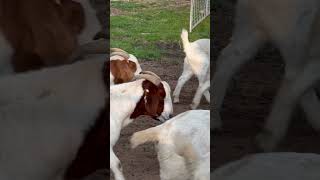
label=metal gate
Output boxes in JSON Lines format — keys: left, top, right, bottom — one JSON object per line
{"left": 189, "top": 0, "right": 210, "bottom": 32}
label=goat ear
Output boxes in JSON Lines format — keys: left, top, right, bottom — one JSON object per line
{"left": 128, "top": 61, "right": 137, "bottom": 72}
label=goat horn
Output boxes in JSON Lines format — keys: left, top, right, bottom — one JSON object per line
{"left": 139, "top": 71, "right": 161, "bottom": 80}
{"left": 135, "top": 71, "right": 161, "bottom": 86}
{"left": 110, "top": 48, "right": 128, "bottom": 54}
{"left": 110, "top": 52, "right": 130, "bottom": 60}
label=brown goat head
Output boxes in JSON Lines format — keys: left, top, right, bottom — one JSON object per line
{"left": 110, "top": 59, "right": 137, "bottom": 84}
{"left": 130, "top": 80, "right": 166, "bottom": 120}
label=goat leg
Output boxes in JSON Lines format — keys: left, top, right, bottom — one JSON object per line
{"left": 257, "top": 60, "right": 320, "bottom": 151}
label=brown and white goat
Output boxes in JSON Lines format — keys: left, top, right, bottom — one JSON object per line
{"left": 0, "top": 56, "right": 172, "bottom": 180}
{"left": 0, "top": 0, "right": 105, "bottom": 74}
{"left": 110, "top": 48, "right": 142, "bottom": 85}
{"left": 0, "top": 55, "right": 109, "bottom": 180}
{"left": 110, "top": 72, "right": 173, "bottom": 180}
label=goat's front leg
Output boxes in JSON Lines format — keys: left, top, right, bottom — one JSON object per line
{"left": 110, "top": 148, "right": 125, "bottom": 180}
{"left": 173, "top": 58, "right": 193, "bottom": 103}
{"left": 212, "top": 28, "right": 265, "bottom": 127}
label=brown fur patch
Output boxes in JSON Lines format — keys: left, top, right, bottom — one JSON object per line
{"left": 110, "top": 59, "right": 137, "bottom": 84}
{"left": 0, "top": 0, "right": 85, "bottom": 72}
{"left": 130, "top": 80, "right": 166, "bottom": 119}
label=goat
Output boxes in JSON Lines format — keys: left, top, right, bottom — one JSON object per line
{"left": 0, "top": 0, "right": 106, "bottom": 74}
{"left": 130, "top": 110, "right": 209, "bottom": 180}
{"left": 211, "top": 152, "right": 320, "bottom": 180}
{"left": 110, "top": 72, "right": 173, "bottom": 180}
{"left": 0, "top": 55, "right": 112, "bottom": 180}
{"left": 211, "top": 0, "right": 320, "bottom": 151}
{"left": 173, "top": 29, "right": 210, "bottom": 109}
{"left": 110, "top": 48, "right": 142, "bottom": 85}
{"left": 66, "top": 48, "right": 141, "bottom": 178}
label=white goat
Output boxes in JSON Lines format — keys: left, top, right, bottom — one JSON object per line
{"left": 211, "top": 152, "right": 320, "bottom": 180}
{"left": 0, "top": 55, "right": 111, "bottom": 180}
{"left": 110, "top": 73, "right": 173, "bottom": 180}
{"left": 130, "top": 110, "right": 210, "bottom": 180}
{"left": 212, "top": 0, "right": 320, "bottom": 151}
{"left": 173, "top": 29, "right": 210, "bottom": 109}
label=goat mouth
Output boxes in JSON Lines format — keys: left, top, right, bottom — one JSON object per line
{"left": 154, "top": 116, "right": 167, "bottom": 123}
{"left": 152, "top": 116, "right": 161, "bottom": 121}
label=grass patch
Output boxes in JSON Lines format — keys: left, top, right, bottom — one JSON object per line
{"left": 111, "top": 1, "right": 210, "bottom": 60}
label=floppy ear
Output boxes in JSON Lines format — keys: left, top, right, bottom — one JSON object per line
{"left": 127, "top": 60, "right": 137, "bottom": 73}
{"left": 31, "top": 24, "right": 77, "bottom": 65}
{"left": 23, "top": 0, "right": 79, "bottom": 65}
{"left": 60, "top": 0, "right": 85, "bottom": 34}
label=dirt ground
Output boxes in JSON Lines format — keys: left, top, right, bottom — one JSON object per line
{"left": 212, "top": 2, "right": 320, "bottom": 171}
{"left": 112, "top": 50, "right": 210, "bottom": 180}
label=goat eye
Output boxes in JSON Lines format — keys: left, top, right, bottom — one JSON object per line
{"left": 145, "top": 89, "right": 149, "bottom": 93}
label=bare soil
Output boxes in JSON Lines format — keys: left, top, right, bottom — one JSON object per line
{"left": 112, "top": 50, "right": 210, "bottom": 180}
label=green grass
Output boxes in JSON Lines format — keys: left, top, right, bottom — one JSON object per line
{"left": 111, "top": 1, "right": 210, "bottom": 60}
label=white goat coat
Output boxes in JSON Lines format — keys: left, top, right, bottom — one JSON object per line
{"left": 211, "top": 153, "right": 320, "bottom": 180}
{"left": 0, "top": 56, "right": 107, "bottom": 180}
{"left": 173, "top": 29, "right": 210, "bottom": 109}
{"left": 131, "top": 110, "right": 210, "bottom": 180}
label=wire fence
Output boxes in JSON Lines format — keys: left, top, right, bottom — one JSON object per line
{"left": 189, "top": 0, "right": 210, "bottom": 32}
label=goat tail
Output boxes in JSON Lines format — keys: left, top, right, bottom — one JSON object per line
{"left": 130, "top": 126, "right": 161, "bottom": 149}
{"left": 181, "top": 28, "right": 190, "bottom": 50}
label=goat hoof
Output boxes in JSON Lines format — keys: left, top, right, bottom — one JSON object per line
{"left": 173, "top": 98, "right": 180, "bottom": 103}
{"left": 190, "top": 103, "right": 198, "bottom": 110}
{"left": 255, "top": 131, "right": 277, "bottom": 152}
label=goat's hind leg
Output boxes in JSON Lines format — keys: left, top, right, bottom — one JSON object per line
{"left": 256, "top": 7, "right": 319, "bottom": 151}
{"left": 257, "top": 60, "right": 320, "bottom": 151}
{"left": 190, "top": 80, "right": 210, "bottom": 109}
{"left": 173, "top": 58, "right": 193, "bottom": 103}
